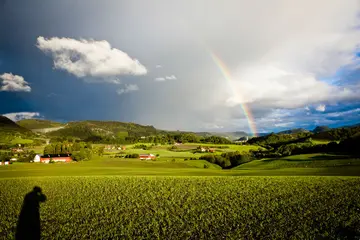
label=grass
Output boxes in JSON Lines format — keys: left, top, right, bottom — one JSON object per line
{"left": 1, "top": 154, "right": 360, "bottom": 178}
{"left": 235, "top": 154, "right": 360, "bottom": 169}
{"left": 1, "top": 176, "right": 359, "bottom": 239}
{"left": 10, "top": 138, "right": 34, "bottom": 145}
{"left": 107, "top": 143, "right": 263, "bottom": 159}
{"left": 311, "top": 139, "right": 331, "bottom": 145}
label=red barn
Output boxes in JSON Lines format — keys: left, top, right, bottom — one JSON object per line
{"left": 139, "top": 154, "right": 156, "bottom": 160}
{"left": 40, "top": 154, "right": 72, "bottom": 163}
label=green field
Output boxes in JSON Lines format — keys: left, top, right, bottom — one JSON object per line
{"left": 1, "top": 176, "right": 359, "bottom": 239}
{"left": 1, "top": 153, "right": 360, "bottom": 178}
{"left": 10, "top": 138, "right": 34, "bottom": 145}
{"left": 1, "top": 150, "right": 360, "bottom": 239}
{"left": 115, "top": 143, "right": 263, "bottom": 158}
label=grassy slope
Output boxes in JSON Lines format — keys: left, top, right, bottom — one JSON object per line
{"left": 123, "top": 144, "right": 263, "bottom": 158}
{"left": 233, "top": 154, "right": 360, "bottom": 175}
{"left": 16, "top": 119, "right": 64, "bottom": 129}
{"left": 0, "top": 116, "right": 34, "bottom": 143}
{"left": 1, "top": 154, "right": 360, "bottom": 178}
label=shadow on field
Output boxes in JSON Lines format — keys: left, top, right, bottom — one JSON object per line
{"left": 16, "top": 186, "right": 47, "bottom": 240}
{"left": 309, "top": 155, "right": 353, "bottom": 161}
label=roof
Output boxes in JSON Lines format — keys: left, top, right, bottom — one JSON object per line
{"left": 41, "top": 154, "right": 72, "bottom": 158}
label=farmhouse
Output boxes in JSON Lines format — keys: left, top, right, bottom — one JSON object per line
{"left": 33, "top": 154, "right": 42, "bottom": 162}
{"left": 139, "top": 154, "right": 156, "bottom": 160}
{"left": 36, "top": 154, "right": 72, "bottom": 163}
{"left": 208, "top": 148, "right": 215, "bottom": 153}
{"left": 11, "top": 148, "right": 24, "bottom": 153}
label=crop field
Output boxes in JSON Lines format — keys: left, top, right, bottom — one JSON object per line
{"left": 0, "top": 176, "right": 359, "bottom": 239}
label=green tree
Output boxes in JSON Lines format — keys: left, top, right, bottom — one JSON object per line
{"left": 97, "top": 146, "right": 105, "bottom": 156}
{"left": 44, "top": 145, "right": 54, "bottom": 155}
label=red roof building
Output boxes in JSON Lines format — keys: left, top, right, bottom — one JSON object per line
{"left": 139, "top": 154, "right": 156, "bottom": 160}
{"left": 40, "top": 154, "right": 72, "bottom": 163}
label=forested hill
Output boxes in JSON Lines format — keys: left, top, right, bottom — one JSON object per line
{"left": 248, "top": 124, "right": 360, "bottom": 147}
{"left": 17, "top": 119, "right": 64, "bottom": 129}
{"left": 0, "top": 116, "right": 34, "bottom": 143}
{"left": 278, "top": 128, "right": 309, "bottom": 135}
{"left": 47, "top": 120, "right": 158, "bottom": 141}
{"left": 195, "top": 131, "right": 248, "bottom": 140}
{"left": 0, "top": 116, "right": 30, "bottom": 132}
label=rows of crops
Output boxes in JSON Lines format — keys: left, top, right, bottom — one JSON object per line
{"left": 1, "top": 176, "right": 360, "bottom": 239}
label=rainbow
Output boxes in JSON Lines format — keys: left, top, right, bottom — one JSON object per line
{"left": 209, "top": 51, "right": 258, "bottom": 137}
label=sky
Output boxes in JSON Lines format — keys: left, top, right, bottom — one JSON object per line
{"left": 1, "top": 0, "right": 360, "bottom": 134}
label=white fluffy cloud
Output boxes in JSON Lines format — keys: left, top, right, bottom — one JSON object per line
{"left": 3, "top": 112, "right": 40, "bottom": 121}
{"left": 226, "top": 65, "right": 360, "bottom": 108}
{"left": 165, "top": 75, "right": 177, "bottom": 80}
{"left": 36, "top": 37, "right": 147, "bottom": 80}
{"left": 154, "top": 75, "right": 177, "bottom": 82}
{"left": 315, "top": 104, "right": 326, "bottom": 112}
{"left": 116, "top": 84, "right": 139, "bottom": 95}
{"left": 154, "top": 77, "right": 165, "bottom": 82}
{"left": 0, "top": 73, "right": 31, "bottom": 92}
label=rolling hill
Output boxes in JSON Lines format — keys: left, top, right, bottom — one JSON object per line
{"left": 195, "top": 131, "right": 248, "bottom": 140}
{"left": 0, "top": 116, "right": 30, "bottom": 132}
{"left": 278, "top": 128, "right": 309, "bottom": 134}
{"left": 46, "top": 120, "right": 158, "bottom": 140}
{"left": 17, "top": 119, "right": 64, "bottom": 129}
{"left": 0, "top": 116, "right": 34, "bottom": 143}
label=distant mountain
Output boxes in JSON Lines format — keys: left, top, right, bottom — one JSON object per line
{"left": 17, "top": 119, "right": 64, "bottom": 130}
{"left": 278, "top": 128, "right": 309, "bottom": 135}
{"left": 312, "top": 126, "right": 331, "bottom": 133}
{"left": 195, "top": 131, "right": 248, "bottom": 140}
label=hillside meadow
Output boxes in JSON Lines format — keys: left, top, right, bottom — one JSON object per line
{"left": 1, "top": 153, "right": 360, "bottom": 178}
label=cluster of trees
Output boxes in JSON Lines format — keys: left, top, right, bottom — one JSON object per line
{"left": 125, "top": 153, "right": 140, "bottom": 158}
{"left": 133, "top": 144, "right": 152, "bottom": 150}
{"left": 199, "top": 151, "right": 254, "bottom": 169}
{"left": 248, "top": 132, "right": 312, "bottom": 148}
{"left": 0, "top": 151, "right": 12, "bottom": 162}
{"left": 312, "top": 126, "right": 360, "bottom": 141}
{"left": 142, "top": 134, "right": 232, "bottom": 145}
{"left": 43, "top": 141, "right": 93, "bottom": 161}
{"left": 0, "top": 150, "right": 37, "bottom": 163}
{"left": 251, "top": 134, "right": 360, "bottom": 159}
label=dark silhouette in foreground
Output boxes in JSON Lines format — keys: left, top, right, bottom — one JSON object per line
{"left": 16, "top": 186, "right": 47, "bottom": 240}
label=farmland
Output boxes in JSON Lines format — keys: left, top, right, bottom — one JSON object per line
{"left": 1, "top": 140, "right": 360, "bottom": 238}
{"left": 1, "top": 176, "right": 359, "bottom": 239}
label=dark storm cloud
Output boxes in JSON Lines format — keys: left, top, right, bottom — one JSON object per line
{"left": 1, "top": 0, "right": 360, "bottom": 132}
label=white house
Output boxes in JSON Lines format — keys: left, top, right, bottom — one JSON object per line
{"left": 33, "top": 154, "right": 42, "bottom": 163}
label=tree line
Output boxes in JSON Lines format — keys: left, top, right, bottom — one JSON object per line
{"left": 43, "top": 141, "right": 94, "bottom": 161}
